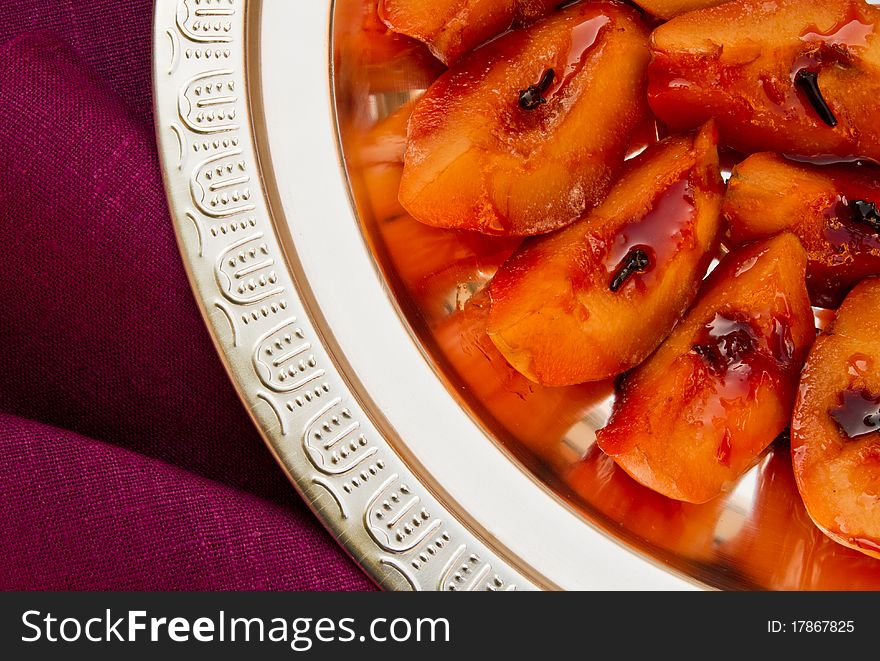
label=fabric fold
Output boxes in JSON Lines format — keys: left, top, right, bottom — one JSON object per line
{"left": 0, "top": 414, "right": 374, "bottom": 590}
{"left": 0, "top": 32, "right": 290, "bottom": 503}
{"left": 0, "top": 29, "right": 373, "bottom": 590}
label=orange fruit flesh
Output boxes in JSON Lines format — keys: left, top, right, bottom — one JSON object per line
{"left": 336, "top": 0, "right": 445, "bottom": 92}
{"left": 379, "top": 0, "right": 559, "bottom": 66}
{"left": 487, "top": 122, "right": 722, "bottom": 386}
{"left": 597, "top": 233, "right": 814, "bottom": 503}
{"left": 400, "top": 1, "right": 650, "bottom": 236}
{"left": 723, "top": 152, "right": 880, "bottom": 308}
{"left": 648, "top": 0, "right": 880, "bottom": 160}
{"left": 348, "top": 101, "right": 520, "bottom": 322}
{"left": 634, "top": 0, "right": 729, "bottom": 21}
{"left": 792, "top": 278, "right": 880, "bottom": 559}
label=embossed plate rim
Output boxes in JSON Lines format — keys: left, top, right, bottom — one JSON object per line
{"left": 153, "top": 0, "right": 694, "bottom": 590}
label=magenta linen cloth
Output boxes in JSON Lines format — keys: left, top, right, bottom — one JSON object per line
{"left": 0, "top": 4, "right": 374, "bottom": 590}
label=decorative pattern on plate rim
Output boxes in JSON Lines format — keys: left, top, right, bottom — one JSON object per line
{"left": 153, "top": 0, "right": 535, "bottom": 591}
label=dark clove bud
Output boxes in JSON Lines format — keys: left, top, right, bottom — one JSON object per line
{"left": 518, "top": 69, "right": 555, "bottom": 111}
{"left": 609, "top": 247, "right": 650, "bottom": 292}
{"left": 830, "top": 388, "right": 880, "bottom": 439}
{"left": 795, "top": 69, "right": 838, "bottom": 128}
{"left": 852, "top": 199, "right": 880, "bottom": 232}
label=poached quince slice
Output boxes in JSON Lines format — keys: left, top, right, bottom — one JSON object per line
{"left": 337, "top": 0, "right": 445, "bottom": 92}
{"left": 648, "top": 0, "right": 880, "bottom": 160}
{"left": 349, "top": 102, "right": 520, "bottom": 319}
{"left": 378, "top": 0, "right": 559, "bottom": 66}
{"left": 792, "top": 277, "right": 880, "bottom": 559}
{"left": 597, "top": 233, "right": 815, "bottom": 503}
{"left": 724, "top": 152, "right": 880, "bottom": 308}
{"left": 487, "top": 122, "right": 722, "bottom": 386}
{"left": 632, "top": 0, "right": 728, "bottom": 21}
{"left": 399, "top": 1, "right": 650, "bottom": 236}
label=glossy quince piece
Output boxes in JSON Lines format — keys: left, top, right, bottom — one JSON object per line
{"left": 632, "top": 0, "right": 728, "bottom": 21}
{"left": 399, "top": 1, "right": 650, "bottom": 236}
{"left": 648, "top": 0, "right": 880, "bottom": 160}
{"left": 348, "top": 102, "right": 520, "bottom": 319}
{"left": 487, "top": 122, "right": 722, "bottom": 386}
{"left": 724, "top": 152, "right": 880, "bottom": 308}
{"left": 597, "top": 233, "right": 815, "bottom": 503}
{"left": 792, "top": 278, "right": 880, "bottom": 559}
{"left": 379, "top": 0, "right": 559, "bottom": 66}
{"left": 337, "top": 0, "right": 445, "bottom": 92}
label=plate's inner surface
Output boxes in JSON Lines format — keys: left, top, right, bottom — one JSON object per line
{"left": 331, "top": 0, "right": 880, "bottom": 590}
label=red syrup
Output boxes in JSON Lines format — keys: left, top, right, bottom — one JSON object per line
{"left": 830, "top": 388, "right": 880, "bottom": 439}
{"left": 692, "top": 313, "right": 760, "bottom": 378}
{"left": 719, "top": 3, "right": 876, "bottom": 130}
{"left": 498, "top": 11, "right": 612, "bottom": 128}
{"left": 821, "top": 215, "right": 880, "bottom": 265}
{"left": 555, "top": 14, "right": 612, "bottom": 93}
{"left": 789, "top": 3, "right": 877, "bottom": 125}
{"left": 784, "top": 153, "right": 880, "bottom": 167}
{"left": 812, "top": 193, "right": 880, "bottom": 307}
{"left": 761, "top": 157, "right": 880, "bottom": 308}
{"left": 847, "top": 353, "right": 873, "bottom": 378}
{"left": 625, "top": 114, "right": 662, "bottom": 160}
{"left": 854, "top": 537, "right": 880, "bottom": 554}
{"left": 599, "top": 178, "right": 696, "bottom": 294}
{"left": 800, "top": 3, "right": 876, "bottom": 51}
{"left": 688, "top": 309, "right": 798, "bottom": 465}
{"left": 810, "top": 165, "right": 880, "bottom": 292}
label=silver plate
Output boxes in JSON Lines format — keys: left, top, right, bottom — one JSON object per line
{"left": 154, "top": 0, "right": 880, "bottom": 590}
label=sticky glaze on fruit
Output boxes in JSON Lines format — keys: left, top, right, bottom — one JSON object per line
{"left": 792, "top": 278, "right": 880, "bottom": 559}
{"left": 399, "top": 1, "right": 650, "bottom": 236}
{"left": 632, "top": 0, "right": 729, "bottom": 21}
{"left": 830, "top": 388, "right": 880, "bottom": 438}
{"left": 648, "top": 0, "right": 880, "bottom": 160}
{"left": 597, "top": 233, "right": 815, "bottom": 503}
{"left": 379, "top": 0, "right": 560, "bottom": 66}
{"left": 723, "top": 152, "right": 880, "bottom": 307}
{"left": 487, "top": 122, "right": 721, "bottom": 386}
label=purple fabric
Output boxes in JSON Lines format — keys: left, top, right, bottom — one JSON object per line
{"left": 0, "top": 415, "right": 366, "bottom": 591}
{"left": 0, "top": 6, "right": 374, "bottom": 590}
